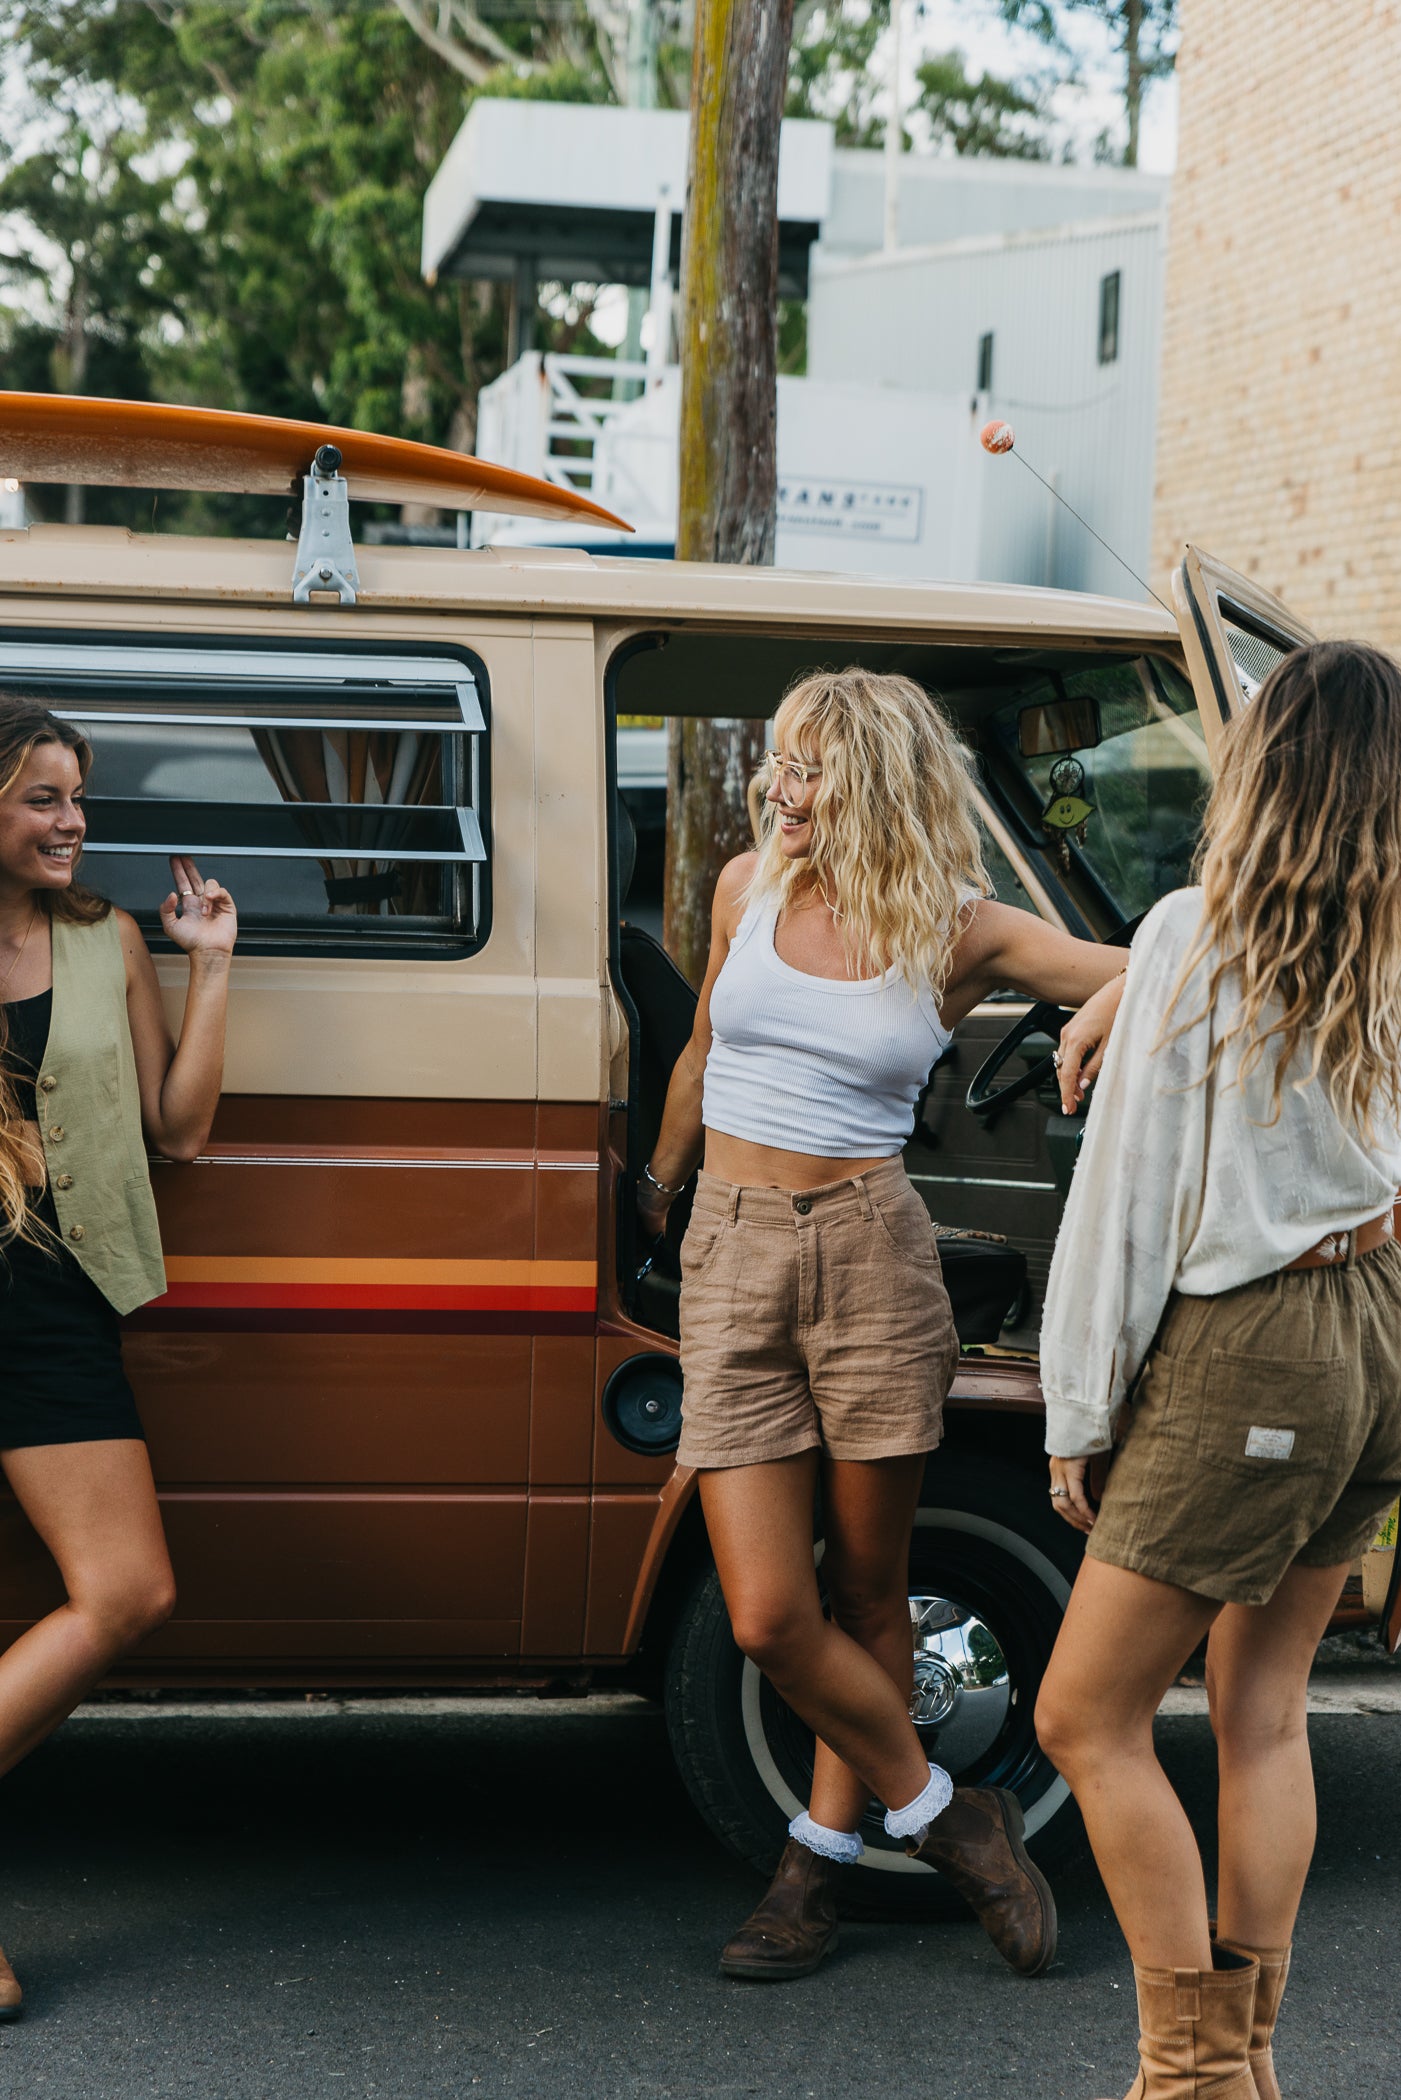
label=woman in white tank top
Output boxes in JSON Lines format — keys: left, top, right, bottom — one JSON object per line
{"left": 639, "top": 668, "right": 1130, "bottom": 1983}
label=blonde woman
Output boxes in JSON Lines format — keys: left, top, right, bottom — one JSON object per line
{"left": 1035, "top": 642, "right": 1401, "bottom": 2099}
{"left": 0, "top": 696, "right": 236, "bottom": 2020}
{"left": 638, "top": 668, "right": 1128, "bottom": 1980}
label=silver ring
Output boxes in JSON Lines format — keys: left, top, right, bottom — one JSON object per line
{"left": 1048, "top": 1486, "right": 1068, "bottom": 1499}
{"left": 1051, "top": 1050, "right": 1063, "bottom": 1068}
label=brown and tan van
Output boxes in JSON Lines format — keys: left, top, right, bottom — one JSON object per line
{"left": 0, "top": 399, "right": 1360, "bottom": 1912}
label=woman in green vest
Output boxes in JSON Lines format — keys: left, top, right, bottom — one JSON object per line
{"left": 0, "top": 696, "right": 237, "bottom": 2022}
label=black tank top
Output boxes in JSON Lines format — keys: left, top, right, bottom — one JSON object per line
{"left": 1, "top": 989, "right": 52, "bottom": 1122}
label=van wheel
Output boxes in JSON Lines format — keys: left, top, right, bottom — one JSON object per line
{"left": 662, "top": 1450, "right": 1084, "bottom": 1918}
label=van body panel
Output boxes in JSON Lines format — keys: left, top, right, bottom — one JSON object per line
{"left": 0, "top": 534, "right": 1180, "bottom": 647}
{"left": 2, "top": 512, "right": 1322, "bottom": 1685}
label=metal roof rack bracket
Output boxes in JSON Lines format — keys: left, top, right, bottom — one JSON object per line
{"left": 292, "top": 445, "right": 361, "bottom": 607}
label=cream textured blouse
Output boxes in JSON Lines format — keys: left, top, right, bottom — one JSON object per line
{"left": 1041, "top": 888, "right": 1401, "bottom": 1459}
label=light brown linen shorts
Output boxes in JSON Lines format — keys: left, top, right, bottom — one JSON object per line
{"left": 676, "top": 1157, "right": 959, "bottom": 1470}
{"left": 1089, "top": 1237, "right": 1401, "bottom": 1606}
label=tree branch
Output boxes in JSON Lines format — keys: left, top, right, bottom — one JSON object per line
{"left": 137, "top": 0, "right": 242, "bottom": 105}
{"left": 581, "top": 0, "right": 628, "bottom": 100}
{"left": 389, "top": 0, "right": 512, "bottom": 85}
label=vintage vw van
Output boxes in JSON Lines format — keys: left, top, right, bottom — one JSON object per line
{"left": 0, "top": 398, "right": 1338, "bottom": 1912}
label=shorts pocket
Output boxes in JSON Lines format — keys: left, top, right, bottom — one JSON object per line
{"left": 871, "top": 1189, "right": 940, "bottom": 1272}
{"left": 1194, "top": 1348, "right": 1349, "bottom": 1481}
{"left": 680, "top": 1211, "right": 728, "bottom": 1284}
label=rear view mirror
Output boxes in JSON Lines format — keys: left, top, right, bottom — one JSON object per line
{"left": 1018, "top": 695, "right": 1102, "bottom": 757}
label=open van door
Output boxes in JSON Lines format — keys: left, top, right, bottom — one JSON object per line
{"left": 1173, "top": 545, "right": 1318, "bottom": 750}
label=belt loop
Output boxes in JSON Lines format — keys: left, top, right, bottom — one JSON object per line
{"left": 1344, "top": 1224, "right": 1359, "bottom": 1271}
{"left": 726, "top": 1183, "right": 741, "bottom": 1225}
{"left": 851, "top": 1176, "right": 874, "bottom": 1221}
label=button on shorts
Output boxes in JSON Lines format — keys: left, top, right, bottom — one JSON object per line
{"left": 1089, "top": 1237, "right": 1401, "bottom": 1606}
{"left": 676, "top": 1158, "right": 959, "bottom": 1470}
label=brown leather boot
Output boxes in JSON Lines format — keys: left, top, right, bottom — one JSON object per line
{"left": 903, "top": 1785, "right": 1057, "bottom": 1976}
{"left": 718, "top": 1839, "right": 839, "bottom": 1980}
{"left": 1096, "top": 1948, "right": 1260, "bottom": 2099}
{"left": 1217, "top": 1935, "right": 1290, "bottom": 2100}
{"left": 0, "top": 1946, "right": 22, "bottom": 2023}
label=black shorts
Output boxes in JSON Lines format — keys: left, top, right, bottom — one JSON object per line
{"left": 0, "top": 1228, "right": 144, "bottom": 1450}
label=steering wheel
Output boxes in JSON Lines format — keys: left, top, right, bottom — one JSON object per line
{"left": 966, "top": 914, "right": 1145, "bottom": 1122}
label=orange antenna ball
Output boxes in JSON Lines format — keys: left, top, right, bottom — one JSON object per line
{"left": 980, "top": 420, "right": 1015, "bottom": 455}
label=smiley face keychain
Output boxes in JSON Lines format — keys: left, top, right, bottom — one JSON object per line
{"left": 1041, "top": 757, "right": 1095, "bottom": 870}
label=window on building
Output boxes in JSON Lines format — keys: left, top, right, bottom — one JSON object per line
{"left": 0, "top": 635, "right": 490, "bottom": 958}
{"left": 976, "top": 331, "right": 995, "bottom": 392}
{"left": 1098, "top": 271, "right": 1121, "bottom": 365}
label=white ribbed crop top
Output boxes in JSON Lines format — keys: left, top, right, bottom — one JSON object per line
{"left": 702, "top": 892, "right": 954, "bottom": 1159}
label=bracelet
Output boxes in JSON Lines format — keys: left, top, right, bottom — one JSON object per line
{"left": 642, "top": 1162, "right": 685, "bottom": 1200}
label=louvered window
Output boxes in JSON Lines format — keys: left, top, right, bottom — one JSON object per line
{"left": 1216, "top": 600, "right": 1300, "bottom": 701}
{"left": 0, "top": 636, "right": 489, "bottom": 957}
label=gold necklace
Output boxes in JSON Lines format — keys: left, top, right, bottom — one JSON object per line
{"left": 0, "top": 903, "right": 39, "bottom": 1003}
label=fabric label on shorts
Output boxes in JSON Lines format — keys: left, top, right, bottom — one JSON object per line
{"left": 1245, "top": 1425, "right": 1296, "bottom": 1460}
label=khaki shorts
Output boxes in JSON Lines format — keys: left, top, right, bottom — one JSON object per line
{"left": 676, "top": 1158, "right": 959, "bottom": 1470}
{"left": 1089, "top": 1238, "right": 1401, "bottom": 1606}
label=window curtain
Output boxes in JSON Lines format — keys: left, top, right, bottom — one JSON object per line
{"left": 253, "top": 728, "right": 442, "bottom": 915}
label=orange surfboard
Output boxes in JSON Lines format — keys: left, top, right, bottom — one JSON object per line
{"left": 0, "top": 391, "right": 633, "bottom": 530}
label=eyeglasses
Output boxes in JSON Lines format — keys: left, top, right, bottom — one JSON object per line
{"left": 762, "top": 751, "right": 822, "bottom": 802}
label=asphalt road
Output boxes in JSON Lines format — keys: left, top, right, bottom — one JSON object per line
{"left": 0, "top": 1694, "right": 1396, "bottom": 2100}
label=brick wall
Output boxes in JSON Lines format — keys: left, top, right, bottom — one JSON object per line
{"left": 1153, "top": 1, "right": 1401, "bottom": 648}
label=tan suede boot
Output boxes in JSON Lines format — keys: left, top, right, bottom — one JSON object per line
{"left": 718, "top": 1840, "right": 839, "bottom": 1981}
{"left": 0, "top": 1946, "right": 22, "bottom": 2023}
{"left": 1096, "top": 1947, "right": 1260, "bottom": 2099}
{"left": 1216, "top": 1935, "right": 1290, "bottom": 2100}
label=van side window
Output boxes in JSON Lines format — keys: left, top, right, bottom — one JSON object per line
{"left": 0, "top": 636, "right": 489, "bottom": 957}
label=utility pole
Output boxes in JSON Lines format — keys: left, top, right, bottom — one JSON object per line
{"left": 621, "top": 0, "right": 660, "bottom": 384}
{"left": 1124, "top": 0, "right": 1143, "bottom": 167}
{"left": 664, "top": 0, "right": 796, "bottom": 982}
{"left": 884, "top": 0, "right": 904, "bottom": 252}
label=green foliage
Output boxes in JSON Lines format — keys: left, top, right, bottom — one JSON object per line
{"left": 786, "top": 0, "right": 891, "bottom": 147}
{"left": 0, "top": 0, "right": 621, "bottom": 527}
{"left": 786, "top": 2, "right": 1050, "bottom": 159}
{"left": 914, "top": 48, "right": 1050, "bottom": 159}
{"left": 995, "top": 0, "right": 1177, "bottom": 164}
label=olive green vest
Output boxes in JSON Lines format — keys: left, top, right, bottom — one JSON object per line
{"left": 36, "top": 913, "right": 167, "bottom": 1314}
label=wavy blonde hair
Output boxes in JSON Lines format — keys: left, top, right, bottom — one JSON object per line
{"left": 1165, "top": 641, "right": 1401, "bottom": 1141}
{"left": 0, "top": 697, "right": 110, "bottom": 1253}
{"left": 748, "top": 667, "right": 990, "bottom": 993}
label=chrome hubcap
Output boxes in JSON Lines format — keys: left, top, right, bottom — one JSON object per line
{"left": 907, "top": 1593, "right": 1011, "bottom": 1771}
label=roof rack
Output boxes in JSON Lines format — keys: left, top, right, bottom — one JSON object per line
{"left": 0, "top": 391, "right": 634, "bottom": 608}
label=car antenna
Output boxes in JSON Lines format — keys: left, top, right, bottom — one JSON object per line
{"left": 979, "top": 420, "right": 1173, "bottom": 617}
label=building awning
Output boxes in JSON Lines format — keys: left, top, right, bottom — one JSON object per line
{"left": 422, "top": 101, "right": 833, "bottom": 299}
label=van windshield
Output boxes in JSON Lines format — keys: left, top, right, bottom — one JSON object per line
{"left": 986, "top": 658, "right": 1210, "bottom": 923}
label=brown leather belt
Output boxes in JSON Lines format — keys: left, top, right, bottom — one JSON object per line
{"left": 1284, "top": 1199, "right": 1401, "bottom": 1271}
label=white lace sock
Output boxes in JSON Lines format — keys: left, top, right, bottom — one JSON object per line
{"left": 788, "top": 1811, "right": 863, "bottom": 1864}
{"left": 883, "top": 1762, "right": 954, "bottom": 1843}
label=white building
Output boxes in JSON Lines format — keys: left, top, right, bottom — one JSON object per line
{"left": 423, "top": 100, "right": 1167, "bottom": 598}
{"left": 807, "top": 208, "right": 1165, "bottom": 599}
{"left": 821, "top": 147, "right": 1165, "bottom": 258}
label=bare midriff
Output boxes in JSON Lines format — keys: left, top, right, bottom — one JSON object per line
{"left": 702, "top": 1129, "right": 894, "bottom": 1194}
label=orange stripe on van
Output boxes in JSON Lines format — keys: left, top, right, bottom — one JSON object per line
{"left": 146, "top": 1257, "right": 598, "bottom": 1315}
{"left": 161, "top": 1258, "right": 596, "bottom": 1288}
